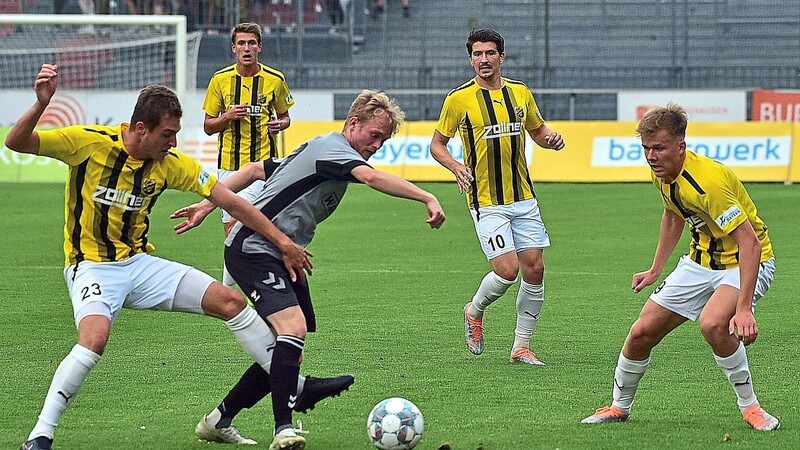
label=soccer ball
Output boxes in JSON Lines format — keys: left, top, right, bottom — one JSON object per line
{"left": 367, "top": 397, "right": 424, "bottom": 450}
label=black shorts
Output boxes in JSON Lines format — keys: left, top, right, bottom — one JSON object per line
{"left": 224, "top": 246, "right": 316, "bottom": 332}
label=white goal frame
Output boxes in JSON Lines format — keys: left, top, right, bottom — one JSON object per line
{"left": 0, "top": 14, "right": 190, "bottom": 101}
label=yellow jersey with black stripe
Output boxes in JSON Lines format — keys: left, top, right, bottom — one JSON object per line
{"left": 435, "top": 77, "right": 545, "bottom": 209}
{"left": 653, "top": 150, "right": 773, "bottom": 269}
{"left": 203, "top": 63, "right": 295, "bottom": 170}
{"left": 37, "top": 123, "right": 217, "bottom": 266}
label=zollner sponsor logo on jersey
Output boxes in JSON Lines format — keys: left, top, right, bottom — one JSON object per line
{"left": 685, "top": 214, "right": 706, "bottom": 229}
{"left": 716, "top": 205, "right": 742, "bottom": 228}
{"left": 92, "top": 186, "right": 147, "bottom": 210}
{"left": 483, "top": 121, "right": 522, "bottom": 139}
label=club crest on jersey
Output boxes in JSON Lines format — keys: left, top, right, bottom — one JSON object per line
{"left": 515, "top": 106, "right": 524, "bottom": 118}
{"left": 142, "top": 179, "right": 156, "bottom": 196}
{"left": 92, "top": 186, "right": 146, "bottom": 211}
{"left": 258, "top": 94, "right": 267, "bottom": 105}
{"left": 483, "top": 121, "right": 522, "bottom": 139}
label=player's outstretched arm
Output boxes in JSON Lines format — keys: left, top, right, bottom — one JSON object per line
{"left": 171, "top": 162, "right": 267, "bottom": 234}
{"left": 207, "top": 182, "right": 312, "bottom": 282}
{"left": 5, "top": 63, "right": 59, "bottom": 155}
{"left": 350, "top": 165, "right": 446, "bottom": 229}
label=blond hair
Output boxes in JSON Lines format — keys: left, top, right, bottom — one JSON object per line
{"left": 345, "top": 90, "right": 405, "bottom": 135}
{"left": 636, "top": 102, "right": 688, "bottom": 140}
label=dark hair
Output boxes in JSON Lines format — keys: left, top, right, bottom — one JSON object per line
{"left": 231, "top": 22, "right": 262, "bottom": 45}
{"left": 636, "top": 102, "right": 688, "bottom": 140}
{"left": 466, "top": 28, "right": 504, "bottom": 55}
{"left": 130, "top": 85, "right": 182, "bottom": 130}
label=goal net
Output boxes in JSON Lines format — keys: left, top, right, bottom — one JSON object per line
{"left": 0, "top": 14, "right": 202, "bottom": 100}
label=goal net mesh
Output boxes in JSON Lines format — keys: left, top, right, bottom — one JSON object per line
{"left": 0, "top": 20, "right": 201, "bottom": 92}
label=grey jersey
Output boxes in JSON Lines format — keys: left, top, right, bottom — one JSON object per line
{"left": 226, "top": 132, "right": 369, "bottom": 259}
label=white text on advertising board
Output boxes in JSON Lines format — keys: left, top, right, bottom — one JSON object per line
{"left": 591, "top": 137, "right": 790, "bottom": 167}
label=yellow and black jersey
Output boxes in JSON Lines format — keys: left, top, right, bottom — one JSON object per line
{"left": 435, "top": 77, "right": 545, "bottom": 209}
{"left": 653, "top": 150, "right": 773, "bottom": 269}
{"left": 37, "top": 123, "right": 217, "bottom": 266}
{"left": 204, "top": 63, "right": 295, "bottom": 170}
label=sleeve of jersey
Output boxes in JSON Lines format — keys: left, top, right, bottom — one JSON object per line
{"left": 37, "top": 127, "right": 92, "bottom": 165}
{"left": 435, "top": 95, "right": 460, "bottom": 138}
{"left": 524, "top": 89, "right": 545, "bottom": 131}
{"left": 202, "top": 78, "right": 222, "bottom": 117}
{"left": 704, "top": 178, "right": 747, "bottom": 235}
{"left": 167, "top": 151, "right": 218, "bottom": 196}
{"left": 274, "top": 80, "right": 295, "bottom": 114}
{"left": 315, "top": 146, "right": 369, "bottom": 181}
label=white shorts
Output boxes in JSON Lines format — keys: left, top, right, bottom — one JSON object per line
{"left": 650, "top": 255, "right": 775, "bottom": 321}
{"left": 218, "top": 168, "right": 266, "bottom": 223}
{"left": 470, "top": 198, "right": 551, "bottom": 260}
{"left": 63, "top": 253, "right": 215, "bottom": 326}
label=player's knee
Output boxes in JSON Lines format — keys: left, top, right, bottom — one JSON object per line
{"left": 77, "top": 324, "right": 110, "bottom": 354}
{"left": 626, "top": 322, "right": 659, "bottom": 352}
{"left": 698, "top": 316, "right": 728, "bottom": 341}
{"left": 205, "top": 285, "right": 248, "bottom": 319}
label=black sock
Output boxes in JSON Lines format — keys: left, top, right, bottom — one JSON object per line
{"left": 217, "top": 363, "right": 271, "bottom": 427}
{"left": 270, "top": 335, "right": 304, "bottom": 431}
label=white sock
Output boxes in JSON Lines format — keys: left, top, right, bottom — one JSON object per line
{"left": 714, "top": 342, "right": 758, "bottom": 411}
{"left": 512, "top": 281, "right": 544, "bottom": 351}
{"left": 225, "top": 307, "right": 275, "bottom": 371}
{"left": 611, "top": 353, "right": 649, "bottom": 413}
{"left": 29, "top": 344, "right": 100, "bottom": 440}
{"left": 470, "top": 271, "right": 516, "bottom": 317}
{"left": 222, "top": 262, "right": 237, "bottom": 287}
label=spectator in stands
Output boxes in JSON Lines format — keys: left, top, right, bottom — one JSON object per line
{"left": 327, "top": 0, "right": 345, "bottom": 33}
{"left": 430, "top": 28, "right": 565, "bottom": 366}
{"left": 372, "top": 0, "right": 409, "bottom": 18}
{"left": 201, "top": 22, "right": 294, "bottom": 288}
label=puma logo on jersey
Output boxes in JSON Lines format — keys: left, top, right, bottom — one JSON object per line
{"left": 483, "top": 121, "right": 522, "bottom": 139}
{"left": 92, "top": 186, "right": 146, "bottom": 210}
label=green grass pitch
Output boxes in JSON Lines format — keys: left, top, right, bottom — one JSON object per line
{"left": 1, "top": 182, "right": 798, "bottom": 449}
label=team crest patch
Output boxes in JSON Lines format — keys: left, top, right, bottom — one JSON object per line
{"left": 286, "top": 93, "right": 293, "bottom": 103}
{"left": 515, "top": 106, "right": 524, "bottom": 118}
{"left": 142, "top": 179, "right": 156, "bottom": 196}
{"left": 198, "top": 170, "right": 210, "bottom": 186}
{"left": 258, "top": 94, "right": 267, "bottom": 105}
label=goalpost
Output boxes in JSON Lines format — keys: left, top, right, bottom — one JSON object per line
{"left": 0, "top": 14, "right": 205, "bottom": 180}
{"left": 0, "top": 14, "right": 201, "bottom": 100}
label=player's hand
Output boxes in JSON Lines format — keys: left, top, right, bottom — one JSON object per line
{"left": 280, "top": 243, "right": 313, "bottom": 283}
{"left": 35, "top": 63, "right": 58, "bottom": 105}
{"left": 425, "top": 197, "right": 446, "bottom": 229}
{"left": 451, "top": 164, "right": 473, "bottom": 195}
{"left": 225, "top": 105, "right": 249, "bottom": 122}
{"left": 267, "top": 115, "right": 285, "bottom": 133}
{"left": 730, "top": 309, "right": 758, "bottom": 346}
{"left": 544, "top": 132, "right": 565, "bottom": 151}
{"left": 170, "top": 201, "right": 215, "bottom": 234}
{"left": 631, "top": 269, "right": 659, "bottom": 293}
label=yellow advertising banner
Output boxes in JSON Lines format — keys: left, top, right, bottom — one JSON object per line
{"left": 282, "top": 121, "right": 799, "bottom": 183}
{"left": 4, "top": 121, "right": 799, "bottom": 183}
